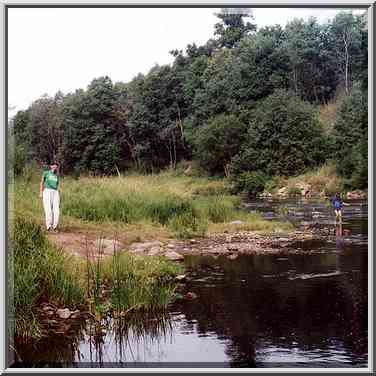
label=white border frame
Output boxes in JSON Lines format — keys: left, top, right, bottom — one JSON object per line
{"left": 1, "top": 0, "right": 373, "bottom": 374}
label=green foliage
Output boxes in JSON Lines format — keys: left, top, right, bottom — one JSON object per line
{"left": 10, "top": 11, "right": 367, "bottom": 183}
{"left": 231, "top": 90, "right": 328, "bottom": 177}
{"left": 11, "top": 217, "right": 85, "bottom": 340}
{"left": 214, "top": 8, "right": 256, "bottom": 48}
{"left": 333, "top": 84, "right": 367, "bottom": 189}
{"left": 231, "top": 171, "right": 269, "bottom": 197}
{"left": 192, "top": 114, "right": 247, "bottom": 175}
{"left": 96, "top": 252, "right": 183, "bottom": 313}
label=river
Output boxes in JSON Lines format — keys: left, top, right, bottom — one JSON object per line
{"left": 14, "top": 199, "right": 368, "bottom": 368}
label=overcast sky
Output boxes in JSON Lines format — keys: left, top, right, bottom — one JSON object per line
{"left": 8, "top": 7, "right": 365, "bottom": 116}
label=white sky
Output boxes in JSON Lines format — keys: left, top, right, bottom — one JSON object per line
{"left": 8, "top": 7, "right": 365, "bottom": 116}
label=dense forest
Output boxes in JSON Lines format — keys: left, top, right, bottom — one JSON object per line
{"left": 11, "top": 9, "right": 368, "bottom": 191}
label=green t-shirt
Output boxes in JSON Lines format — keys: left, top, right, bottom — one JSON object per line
{"left": 43, "top": 170, "right": 59, "bottom": 190}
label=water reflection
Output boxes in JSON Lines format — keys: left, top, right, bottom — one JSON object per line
{"left": 178, "top": 250, "right": 367, "bottom": 367}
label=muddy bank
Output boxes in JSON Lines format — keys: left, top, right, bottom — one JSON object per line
{"left": 48, "top": 222, "right": 349, "bottom": 261}
{"left": 128, "top": 227, "right": 343, "bottom": 259}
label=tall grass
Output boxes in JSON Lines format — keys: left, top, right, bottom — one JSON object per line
{"left": 10, "top": 216, "right": 85, "bottom": 341}
{"left": 102, "top": 252, "right": 182, "bottom": 313}
{"left": 11, "top": 216, "right": 184, "bottom": 341}
{"left": 14, "top": 170, "right": 290, "bottom": 240}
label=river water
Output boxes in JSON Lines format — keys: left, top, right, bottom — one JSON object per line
{"left": 15, "top": 199, "right": 368, "bottom": 368}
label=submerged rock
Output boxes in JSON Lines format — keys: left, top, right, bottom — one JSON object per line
{"left": 185, "top": 292, "right": 198, "bottom": 300}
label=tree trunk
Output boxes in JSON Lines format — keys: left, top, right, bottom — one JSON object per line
{"left": 343, "top": 30, "right": 349, "bottom": 95}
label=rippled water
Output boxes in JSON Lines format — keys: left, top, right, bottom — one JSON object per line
{"left": 15, "top": 199, "right": 368, "bottom": 368}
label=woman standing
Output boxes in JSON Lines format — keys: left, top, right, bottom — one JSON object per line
{"left": 39, "top": 162, "right": 60, "bottom": 232}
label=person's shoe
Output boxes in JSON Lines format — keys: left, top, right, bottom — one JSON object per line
{"left": 52, "top": 228, "right": 59, "bottom": 233}
{"left": 47, "top": 227, "right": 51, "bottom": 232}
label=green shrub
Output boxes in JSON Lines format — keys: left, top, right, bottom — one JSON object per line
{"left": 168, "top": 211, "right": 208, "bottom": 239}
{"left": 231, "top": 90, "right": 328, "bottom": 177}
{"left": 192, "top": 114, "right": 247, "bottom": 175}
{"left": 231, "top": 171, "right": 269, "bottom": 197}
{"left": 333, "top": 84, "right": 367, "bottom": 189}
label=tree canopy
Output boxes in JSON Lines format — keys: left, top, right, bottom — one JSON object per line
{"left": 12, "top": 10, "right": 368, "bottom": 189}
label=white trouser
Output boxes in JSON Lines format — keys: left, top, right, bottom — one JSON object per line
{"left": 42, "top": 188, "right": 60, "bottom": 230}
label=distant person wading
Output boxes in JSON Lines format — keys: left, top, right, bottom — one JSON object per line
{"left": 40, "top": 162, "right": 60, "bottom": 232}
{"left": 330, "top": 192, "right": 349, "bottom": 223}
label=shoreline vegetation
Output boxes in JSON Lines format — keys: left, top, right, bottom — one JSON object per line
{"left": 10, "top": 165, "right": 366, "bottom": 345}
{"left": 10, "top": 169, "right": 293, "bottom": 344}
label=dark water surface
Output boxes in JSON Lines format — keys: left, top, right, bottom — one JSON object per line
{"left": 15, "top": 199, "right": 368, "bottom": 368}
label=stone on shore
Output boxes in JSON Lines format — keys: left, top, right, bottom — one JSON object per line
{"left": 230, "top": 220, "right": 243, "bottom": 225}
{"left": 164, "top": 250, "right": 184, "bottom": 261}
{"left": 94, "top": 239, "right": 123, "bottom": 253}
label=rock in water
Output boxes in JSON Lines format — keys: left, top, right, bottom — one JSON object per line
{"left": 56, "top": 308, "right": 71, "bottom": 319}
{"left": 185, "top": 292, "right": 198, "bottom": 300}
{"left": 164, "top": 251, "right": 184, "bottom": 261}
{"left": 227, "top": 254, "right": 239, "bottom": 260}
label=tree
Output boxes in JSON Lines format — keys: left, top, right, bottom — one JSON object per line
{"left": 328, "top": 12, "right": 363, "bottom": 95}
{"left": 214, "top": 8, "right": 256, "bottom": 48}
{"left": 284, "top": 18, "right": 338, "bottom": 103}
{"left": 333, "top": 83, "right": 367, "bottom": 188}
{"left": 192, "top": 114, "right": 247, "bottom": 176}
{"left": 231, "top": 90, "right": 328, "bottom": 177}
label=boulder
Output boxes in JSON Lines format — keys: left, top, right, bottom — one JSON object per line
{"left": 94, "top": 239, "right": 123, "bottom": 252}
{"left": 164, "top": 251, "right": 184, "bottom": 261}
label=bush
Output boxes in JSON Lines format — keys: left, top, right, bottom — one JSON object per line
{"left": 231, "top": 171, "right": 269, "bottom": 197}
{"left": 333, "top": 84, "right": 367, "bottom": 189}
{"left": 232, "top": 90, "right": 328, "bottom": 177}
{"left": 192, "top": 114, "right": 247, "bottom": 176}
{"left": 168, "top": 211, "right": 208, "bottom": 239}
